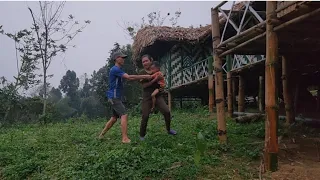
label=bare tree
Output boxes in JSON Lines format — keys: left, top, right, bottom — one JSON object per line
{"left": 27, "top": 1, "right": 90, "bottom": 118}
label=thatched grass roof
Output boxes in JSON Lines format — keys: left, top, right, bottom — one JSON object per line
{"left": 132, "top": 25, "right": 212, "bottom": 63}
{"left": 131, "top": 1, "right": 246, "bottom": 65}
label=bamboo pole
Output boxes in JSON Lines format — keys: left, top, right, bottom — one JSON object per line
{"left": 218, "top": 21, "right": 266, "bottom": 48}
{"left": 219, "top": 32, "right": 266, "bottom": 57}
{"left": 238, "top": 74, "right": 245, "bottom": 112}
{"left": 211, "top": 8, "right": 227, "bottom": 143}
{"left": 259, "top": 76, "right": 265, "bottom": 112}
{"left": 227, "top": 72, "right": 233, "bottom": 118}
{"left": 265, "top": 1, "right": 279, "bottom": 172}
{"left": 168, "top": 91, "right": 172, "bottom": 111}
{"left": 219, "top": 7, "right": 320, "bottom": 58}
{"left": 282, "top": 56, "right": 295, "bottom": 125}
{"left": 208, "top": 56, "right": 214, "bottom": 113}
{"left": 227, "top": 55, "right": 233, "bottom": 118}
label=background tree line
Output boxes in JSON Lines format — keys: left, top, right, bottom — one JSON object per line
{"left": 0, "top": 1, "right": 182, "bottom": 126}
{"left": 0, "top": 42, "right": 141, "bottom": 125}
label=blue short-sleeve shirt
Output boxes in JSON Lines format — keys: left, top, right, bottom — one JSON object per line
{"left": 107, "top": 65, "right": 125, "bottom": 99}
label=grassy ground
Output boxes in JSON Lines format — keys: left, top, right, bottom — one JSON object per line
{"left": 0, "top": 108, "right": 265, "bottom": 180}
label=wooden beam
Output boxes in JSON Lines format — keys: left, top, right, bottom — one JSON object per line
{"left": 211, "top": 8, "right": 227, "bottom": 143}
{"left": 238, "top": 74, "right": 245, "bottom": 112}
{"left": 265, "top": 1, "right": 279, "bottom": 172}
{"left": 282, "top": 56, "right": 295, "bottom": 125}
{"left": 259, "top": 76, "right": 265, "bottom": 112}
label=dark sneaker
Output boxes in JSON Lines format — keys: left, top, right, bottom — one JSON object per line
{"left": 168, "top": 129, "right": 177, "bottom": 135}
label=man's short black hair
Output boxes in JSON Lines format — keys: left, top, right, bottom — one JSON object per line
{"left": 151, "top": 61, "right": 160, "bottom": 68}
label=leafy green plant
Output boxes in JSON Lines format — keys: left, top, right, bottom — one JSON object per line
{"left": 194, "top": 132, "right": 207, "bottom": 166}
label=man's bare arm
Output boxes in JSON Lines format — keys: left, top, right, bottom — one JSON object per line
{"left": 122, "top": 73, "right": 151, "bottom": 81}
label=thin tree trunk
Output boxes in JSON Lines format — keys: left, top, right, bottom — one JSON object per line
{"left": 259, "top": 76, "right": 265, "bottom": 112}
{"left": 265, "top": 1, "right": 279, "bottom": 172}
{"left": 211, "top": 8, "right": 227, "bottom": 143}
{"left": 282, "top": 56, "right": 294, "bottom": 125}
{"left": 232, "top": 77, "right": 237, "bottom": 111}
{"left": 43, "top": 70, "right": 47, "bottom": 116}
{"left": 29, "top": 7, "right": 48, "bottom": 118}
{"left": 238, "top": 74, "right": 245, "bottom": 112}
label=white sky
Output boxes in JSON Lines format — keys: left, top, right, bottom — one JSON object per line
{"left": 0, "top": 1, "right": 233, "bottom": 92}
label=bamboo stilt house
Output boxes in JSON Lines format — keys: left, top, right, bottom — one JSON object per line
{"left": 211, "top": 0, "right": 320, "bottom": 171}
{"left": 131, "top": 2, "right": 265, "bottom": 109}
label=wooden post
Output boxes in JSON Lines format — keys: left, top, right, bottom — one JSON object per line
{"left": 208, "top": 56, "right": 214, "bottom": 113}
{"left": 238, "top": 74, "right": 245, "bottom": 112}
{"left": 294, "top": 76, "right": 300, "bottom": 113}
{"left": 282, "top": 56, "right": 294, "bottom": 125}
{"left": 259, "top": 76, "right": 265, "bottom": 112}
{"left": 168, "top": 91, "right": 172, "bottom": 111}
{"left": 265, "top": 1, "right": 279, "bottom": 172}
{"left": 211, "top": 8, "right": 227, "bottom": 143}
{"left": 227, "top": 55, "right": 233, "bottom": 118}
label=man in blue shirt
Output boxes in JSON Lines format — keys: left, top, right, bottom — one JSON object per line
{"left": 99, "top": 51, "right": 152, "bottom": 143}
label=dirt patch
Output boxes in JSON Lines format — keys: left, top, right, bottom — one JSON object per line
{"left": 271, "top": 136, "right": 320, "bottom": 180}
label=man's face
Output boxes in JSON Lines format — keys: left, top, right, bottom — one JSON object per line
{"left": 115, "top": 56, "right": 125, "bottom": 65}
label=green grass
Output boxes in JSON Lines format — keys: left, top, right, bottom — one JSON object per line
{"left": 0, "top": 109, "right": 265, "bottom": 180}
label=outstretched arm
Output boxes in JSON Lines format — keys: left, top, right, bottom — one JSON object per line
{"left": 122, "top": 73, "right": 151, "bottom": 81}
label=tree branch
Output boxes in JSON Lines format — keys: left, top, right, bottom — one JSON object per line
{"left": 28, "top": 7, "right": 45, "bottom": 70}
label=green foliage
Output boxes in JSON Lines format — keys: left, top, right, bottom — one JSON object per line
{"left": 194, "top": 132, "right": 207, "bottom": 166}
{"left": 59, "top": 70, "right": 80, "bottom": 97}
{"left": 0, "top": 109, "right": 265, "bottom": 179}
{"left": 47, "top": 87, "right": 62, "bottom": 103}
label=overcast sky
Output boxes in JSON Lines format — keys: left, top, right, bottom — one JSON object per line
{"left": 0, "top": 1, "right": 233, "bottom": 92}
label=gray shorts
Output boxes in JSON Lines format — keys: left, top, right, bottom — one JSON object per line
{"left": 108, "top": 98, "right": 127, "bottom": 118}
